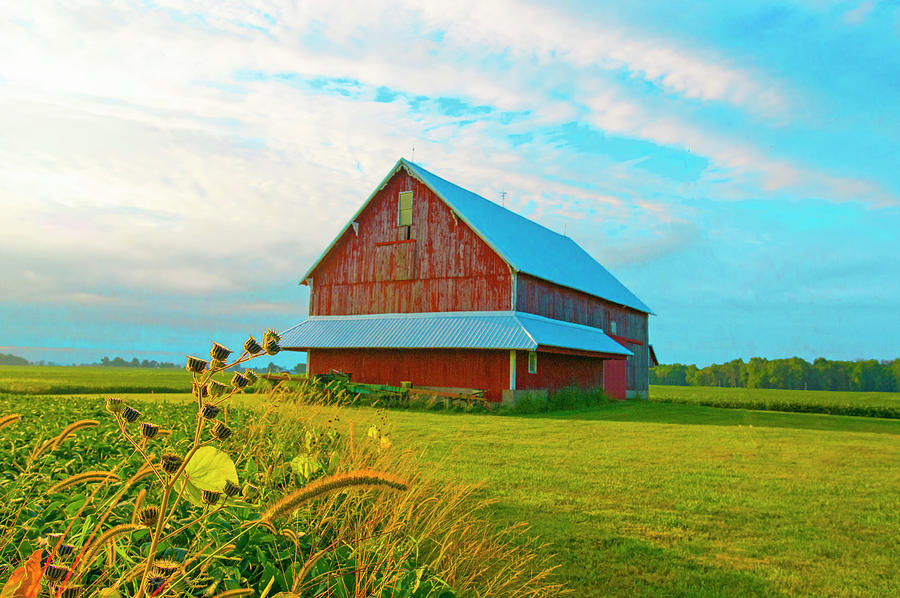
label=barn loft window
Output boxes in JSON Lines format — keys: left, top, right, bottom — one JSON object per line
{"left": 528, "top": 351, "right": 538, "bottom": 374}
{"left": 398, "top": 191, "right": 413, "bottom": 226}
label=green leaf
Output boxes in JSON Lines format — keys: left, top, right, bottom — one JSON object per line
{"left": 176, "top": 445, "right": 238, "bottom": 507}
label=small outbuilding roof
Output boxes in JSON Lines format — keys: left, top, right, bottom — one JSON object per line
{"left": 281, "top": 311, "right": 632, "bottom": 357}
{"left": 302, "top": 159, "right": 652, "bottom": 314}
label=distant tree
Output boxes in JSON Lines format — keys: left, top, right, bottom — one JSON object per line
{"left": 0, "top": 353, "right": 30, "bottom": 366}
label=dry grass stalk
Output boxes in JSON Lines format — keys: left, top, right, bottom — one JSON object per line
{"left": 51, "top": 419, "right": 99, "bottom": 451}
{"left": 211, "top": 590, "right": 255, "bottom": 597}
{"left": 47, "top": 471, "right": 121, "bottom": 494}
{"left": 0, "top": 413, "right": 21, "bottom": 432}
{"left": 260, "top": 470, "right": 409, "bottom": 522}
{"left": 131, "top": 488, "right": 147, "bottom": 524}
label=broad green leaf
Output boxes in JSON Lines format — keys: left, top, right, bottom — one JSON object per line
{"left": 176, "top": 445, "right": 238, "bottom": 507}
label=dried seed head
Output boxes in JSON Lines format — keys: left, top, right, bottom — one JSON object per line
{"left": 57, "top": 543, "right": 75, "bottom": 557}
{"left": 60, "top": 585, "right": 83, "bottom": 598}
{"left": 138, "top": 506, "right": 159, "bottom": 527}
{"left": 160, "top": 453, "right": 183, "bottom": 474}
{"left": 201, "top": 489, "right": 221, "bottom": 505}
{"left": 210, "top": 342, "right": 233, "bottom": 362}
{"left": 211, "top": 422, "right": 232, "bottom": 441}
{"left": 230, "top": 372, "right": 250, "bottom": 389}
{"left": 243, "top": 335, "right": 262, "bottom": 355}
{"left": 263, "top": 328, "right": 281, "bottom": 345}
{"left": 105, "top": 397, "right": 123, "bottom": 413}
{"left": 243, "top": 370, "right": 258, "bottom": 384}
{"left": 264, "top": 338, "right": 281, "bottom": 356}
{"left": 201, "top": 404, "right": 220, "bottom": 420}
{"left": 206, "top": 380, "right": 228, "bottom": 399}
{"left": 145, "top": 575, "right": 167, "bottom": 593}
{"left": 242, "top": 483, "right": 259, "bottom": 502}
{"left": 223, "top": 479, "right": 241, "bottom": 497}
{"left": 45, "top": 532, "right": 63, "bottom": 545}
{"left": 209, "top": 358, "right": 226, "bottom": 371}
{"left": 154, "top": 559, "right": 181, "bottom": 576}
{"left": 121, "top": 406, "right": 141, "bottom": 423}
{"left": 45, "top": 564, "right": 70, "bottom": 581}
{"left": 185, "top": 355, "right": 208, "bottom": 374}
{"left": 140, "top": 422, "right": 160, "bottom": 440}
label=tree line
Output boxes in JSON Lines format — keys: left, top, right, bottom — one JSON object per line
{"left": 0, "top": 352, "right": 306, "bottom": 374}
{"left": 651, "top": 357, "right": 900, "bottom": 392}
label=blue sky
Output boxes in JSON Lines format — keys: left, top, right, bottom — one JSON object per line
{"left": 1, "top": 0, "right": 898, "bottom": 368}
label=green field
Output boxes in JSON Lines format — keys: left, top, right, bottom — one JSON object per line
{"left": 651, "top": 384, "right": 900, "bottom": 418}
{"left": 0, "top": 365, "right": 242, "bottom": 395}
{"left": 3, "top": 368, "right": 900, "bottom": 596}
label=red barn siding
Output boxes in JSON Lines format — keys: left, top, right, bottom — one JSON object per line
{"left": 309, "top": 170, "right": 512, "bottom": 315}
{"left": 516, "top": 273, "right": 649, "bottom": 393}
{"left": 513, "top": 350, "right": 600, "bottom": 393}
{"left": 308, "top": 348, "right": 509, "bottom": 401}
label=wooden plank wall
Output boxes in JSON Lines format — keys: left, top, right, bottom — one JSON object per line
{"left": 516, "top": 273, "right": 649, "bottom": 393}
{"left": 309, "top": 169, "right": 512, "bottom": 315}
{"left": 309, "top": 348, "right": 509, "bottom": 401}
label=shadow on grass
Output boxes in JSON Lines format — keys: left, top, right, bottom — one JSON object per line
{"left": 495, "top": 505, "right": 789, "bottom": 598}
{"left": 517, "top": 401, "right": 900, "bottom": 435}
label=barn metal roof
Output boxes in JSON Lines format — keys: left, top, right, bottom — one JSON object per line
{"left": 281, "top": 311, "right": 632, "bottom": 356}
{"left": 400, "top": 160, "right": 653, "bottom": 314}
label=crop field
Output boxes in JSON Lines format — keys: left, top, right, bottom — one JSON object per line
{"left": 2, "top": 367, "right": 899, "bottom": 596}
{"left": 651, "top": 384, "right": 900, "bottom": 418}
{"left": 0, "top": 366, "right": 233, "bottom": 395}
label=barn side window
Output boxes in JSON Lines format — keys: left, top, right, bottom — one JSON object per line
{"left": 528, "top": 351, "right": 537, "bottom": 374}
{"left": 398, "top": 191, "right": 413, "bottom": 226}
{"left": 610, "top": 321, "right": 617, "bottom": 335}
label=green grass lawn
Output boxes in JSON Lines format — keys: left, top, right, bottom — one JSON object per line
{"left": 5, "top": 367, "right": 900, "bottom": 596}
{"left": 651, "top": 384, "right": 900, "bottom": 418}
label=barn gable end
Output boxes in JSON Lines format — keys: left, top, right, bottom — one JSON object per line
{"left": 306, "top": 166, "right": 513, "bottom": 316}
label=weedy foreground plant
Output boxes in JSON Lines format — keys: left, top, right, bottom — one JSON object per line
{"left": 0, "top": 330, "right": 410, "bottom": 597}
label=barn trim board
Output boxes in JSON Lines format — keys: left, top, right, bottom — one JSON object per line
{"left": 286, "top": 159, "right": 653, "bottom": 401}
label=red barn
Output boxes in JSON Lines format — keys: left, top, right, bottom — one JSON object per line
{"left": 282, "top": 159, "right": 653, "bottom": 403}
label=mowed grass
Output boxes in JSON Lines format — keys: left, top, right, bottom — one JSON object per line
{"left": 651, "top": 384, "right": 900, "bottom": 419}
{"left": 37, "top": 390, "right": 900, "bottom": 597}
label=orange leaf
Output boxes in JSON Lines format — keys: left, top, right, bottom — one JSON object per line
{"left": 0, "top": 550, "right": 43, "bottom": 598}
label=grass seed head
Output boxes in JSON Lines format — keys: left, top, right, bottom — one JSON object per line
{"left": 207, "top": 380, "right": 228, "bottom": 399}
{"left": 161, "top": 453, "right": 183, "bottom": 474}
{"left": 210, "top": 342, "right": 233, "bottom": 362}
{"left": 211, "top": 422, "right": 232, "bottom": 441}
{"left": 243, "top": 335, "right": 262, "bottom": 355}
{"left": 105, "top": 397, "right": 123, "bottom": 413}
{"left": 185, "top": 355, "right": 208, "bottom": 374}
{"left": 0, "top": 413, "right": 21, "bottom": 432}
{"left": 121, "top": 405, "right": 141, "bottom": 423}
{"left": 139, "top": 506, "right": 159, "bottom": 527}
{"left": 202, "top": 489, "right": 222, "bottom": 505}
{"left": 140, "top": 422, "right": 160, "bottom": 439}
{"left": 231, "top": 372, "right": 250, "bottom": 389}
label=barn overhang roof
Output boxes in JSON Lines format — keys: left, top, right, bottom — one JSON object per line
{"left": 281, "top": 311, "right": 632, "bottom": 357}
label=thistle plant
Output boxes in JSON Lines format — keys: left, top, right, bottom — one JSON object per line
{"left": 1, "top": 330, "right": 410, "bottom": 598}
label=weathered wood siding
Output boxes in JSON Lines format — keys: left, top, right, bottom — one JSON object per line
{"left": 308, "top": 169, "right": 512, "bottom": 315}
{"left": 515, "top": 273, "right": 649, "bottom": 393}
{"left": 308, "top": 348, "right": 509, "bottom": 401}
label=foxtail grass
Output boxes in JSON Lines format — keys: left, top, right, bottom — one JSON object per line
{"left": 47, "top": 470, "right": 120, "bottom": 494}
{"left": 77, "top": 523, "right": 141, "bottom": 573}
{"left": 51, "top": 419, "right": 99, "bottom": 451}
{"left": 0, "top": 413, "right": 20, "bottom": 432}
